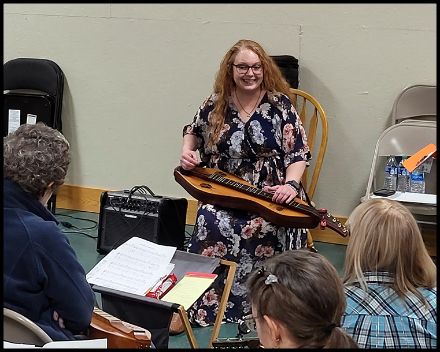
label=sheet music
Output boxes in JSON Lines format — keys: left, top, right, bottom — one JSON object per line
{"left": 87, "top": 237, "right": 176, "bottom": 295}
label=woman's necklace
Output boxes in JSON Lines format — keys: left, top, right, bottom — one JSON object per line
{"left": 235, "top": 87, "right": 262, "bottom": 118}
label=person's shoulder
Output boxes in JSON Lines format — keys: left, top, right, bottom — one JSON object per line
{"left": 267, "top": 91, "right": 292, "bottom": 105}
{"left": 7, "top": 210, "right": 70, "bottom": 252}
{"left": 26, "top": 216, "right": 70, "bottom": 247}
{"left": 343, "top": 282, "right": 364, "bottom": 296}
{"left": 8, "top": 207, "right": 56, "bottom": 231}
{"left": 268, "top": 90, "right": 288, "bottom": 99}
{"left": 267, "top": 91, "right": 295, "bottom": 114}
{"left": 417, "top": 286, "right": 437, "bottom": 299}
{"left": 199, "top": 93, "right": 217, "bottom": 109}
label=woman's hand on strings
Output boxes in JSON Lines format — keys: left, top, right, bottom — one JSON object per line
{"left": 263, "top": 184, "right": 297, "bottom": 204}
{"left": 180, "top": 149, "right": 199, "bottom": 170}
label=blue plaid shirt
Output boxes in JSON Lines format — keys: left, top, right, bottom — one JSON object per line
{"left": 341, "top": 272, "right": 437, "bottom": 348}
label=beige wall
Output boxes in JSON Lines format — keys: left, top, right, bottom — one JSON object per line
{"left": 4, "top": 4, "right": 436, "bottom": 216}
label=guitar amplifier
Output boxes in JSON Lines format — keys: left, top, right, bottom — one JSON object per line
{"left": 97, "top": 190, "right": 188, "bottom": 254}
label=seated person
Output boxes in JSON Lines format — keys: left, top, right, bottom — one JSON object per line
{"left": 246, "top": 249, "right": 358, "bottom": 348}
{"left": 4, "top": 123, "right": 95, "bottom": 340}
{"left": 341, "top": 198, "right": 437, "bottom": 348}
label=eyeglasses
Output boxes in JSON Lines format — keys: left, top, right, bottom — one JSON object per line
{"left": 232, "top": 64, "right": 263, "bottom": 74}
{"left": 241, "top": 314, "right": 259, "bottom": 332}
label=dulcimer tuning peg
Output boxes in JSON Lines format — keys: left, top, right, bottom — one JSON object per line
{"left": 318, "top": 208, "right": 327, "bottom": 229}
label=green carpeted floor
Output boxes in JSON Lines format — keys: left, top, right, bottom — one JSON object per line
{"left": 56, "top": 208, "right": 347, "bottom": 348}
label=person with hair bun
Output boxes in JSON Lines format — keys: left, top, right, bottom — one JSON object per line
{"left": 246, "top": 249, "right": 358, "bottom": 348}
{"left": 4, "top": 123, "right": 95, "bottom": 340}
{"left": 342, "top": 198, "right": 437, "bottom": 348}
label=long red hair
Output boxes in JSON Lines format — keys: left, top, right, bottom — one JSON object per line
{"left": 208, "top": 39, "right": 293, "bottom": 147}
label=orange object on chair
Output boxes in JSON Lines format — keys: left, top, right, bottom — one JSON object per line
{"left": 403, "top": 143, "right": 436, "bottom": 173}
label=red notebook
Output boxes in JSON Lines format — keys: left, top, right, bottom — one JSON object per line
{"left": 185, "top": 272, "right": 217, "bottom": 279}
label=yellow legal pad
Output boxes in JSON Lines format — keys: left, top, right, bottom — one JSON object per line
{"left": 161, "top": 272, "right": 217, "bottom": 310}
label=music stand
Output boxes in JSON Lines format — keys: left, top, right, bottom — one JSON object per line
{"left": 92, "top": 250, "right": 236, "bottom": 348}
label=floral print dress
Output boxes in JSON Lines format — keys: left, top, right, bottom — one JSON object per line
{"left": 182, "top": 91, "right": 311, "bottom": 326}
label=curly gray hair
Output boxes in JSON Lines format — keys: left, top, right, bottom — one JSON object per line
{"left": 4, "top": 123, "right": 71, "bottom": 198}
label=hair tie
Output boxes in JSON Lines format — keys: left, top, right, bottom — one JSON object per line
{"left": 324, "top": 323, "right": 338, "bottom": 333}
{"left": 264, "top": 274, "right": 278, "bottom": 285}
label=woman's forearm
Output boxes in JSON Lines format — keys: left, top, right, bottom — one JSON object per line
{"left": 182, "top": 133, "right": 197, "bottom": 152}
{"left": 285, "top": 161, "right": 306, "bottom": 183}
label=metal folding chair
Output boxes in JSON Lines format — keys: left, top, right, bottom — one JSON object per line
{"left": 391, "top": 84, "right": 436, "bottom": 124}
{"left": 362, "top": 120, "right": 436, "bottom": 224}
{"left": 3, "top": 307, "right": 53, "bottom": 346}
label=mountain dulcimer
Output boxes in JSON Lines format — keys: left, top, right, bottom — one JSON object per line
{"left": 174, "top": 166, "right": 348, "bottom": 238}
{"left": 89, "top": 307, "right": 152, "bottom": 349}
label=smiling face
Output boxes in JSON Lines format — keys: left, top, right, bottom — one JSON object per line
{"left": 232, "top": 48, "right": 264, "bottom": 94}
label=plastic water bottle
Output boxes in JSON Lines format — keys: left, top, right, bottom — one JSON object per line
{"left": 397, "top": 157, "right": 410, "bottom": 192}
{"left": 410, "top": 166, "right": 425, "bottom": 193}
{"left": 383, "top": 155, "right": 397, "bottom": 191}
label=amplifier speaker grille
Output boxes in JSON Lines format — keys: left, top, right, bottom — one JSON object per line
{"left": 97, "top": 191, "right": 187, "bottom": 254}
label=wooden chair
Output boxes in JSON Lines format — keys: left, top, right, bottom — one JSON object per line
{"left": 289, "top": 88, "right": 329, "bottom": 251}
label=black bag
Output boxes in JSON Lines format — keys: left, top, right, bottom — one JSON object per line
{"left": 3, "top": 58, "right": 65, "bottom": 214}
{"left": 3, "top": 58, "right": 65, "bottom": 135}
{"left": 3, "top": 91, "right": 55, "bottom": 135}
{"left": 270, "top": 55, "right": 299, "bottom": 89}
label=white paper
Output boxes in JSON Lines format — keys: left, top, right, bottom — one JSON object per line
{"left": 4, "top": 339, "right": 107, "bottom": 349}
{"left": 371, "top": 191, "right": 436, "bottom": 205}
{"left": 8, "top": 109, "right": 20, "bottom": 134}
{"left": 4, "top": 341, "right": 38, "bottom": 349}
{"left": 26, "top": 114, "right": 37, "bottom": 124}
{"left": 87, "top": 237, "right": 176, "bottom": 295}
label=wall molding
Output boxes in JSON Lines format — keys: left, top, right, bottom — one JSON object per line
{"left": 56, "top": 184, "right": 104, "bottom": 213}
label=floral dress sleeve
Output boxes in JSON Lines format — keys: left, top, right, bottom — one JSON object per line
{"left": 182, "top": 94, "right": 216, "bottom": 152}
{"left": 276, "top": 93, "right": 311, "bottom": 169}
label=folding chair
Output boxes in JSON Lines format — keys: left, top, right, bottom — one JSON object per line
{"left": 4, "top": 306, "right": 153, "bottom": 348}
{"left": 362, "top": 120, "right": 436, "bottom": 224}
{"left": 3, "top": 307, "right": 52, "bottom": 347}
{"left": 391, "top": 84, "right": 436, "bottom": 124}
